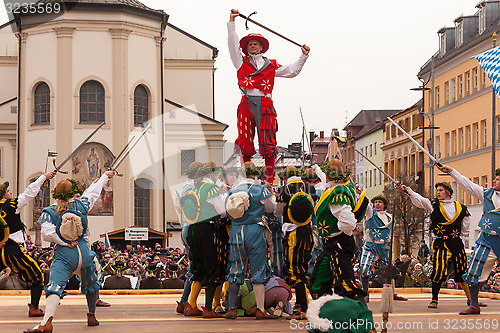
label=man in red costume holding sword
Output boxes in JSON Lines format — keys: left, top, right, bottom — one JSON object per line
{"left": 228, "top": 9, "right": 310, "bottom": 183}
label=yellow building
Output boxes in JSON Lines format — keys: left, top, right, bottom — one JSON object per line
{"left": 381, "top": 101, "right": 424, "bottom": 257}
{"left": 417, "top": 1, "right": 500, "bottom": 248}
{"left": 382, "top": 102, "right": 424, "bottom": 187}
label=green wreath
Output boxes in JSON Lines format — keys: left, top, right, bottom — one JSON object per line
{"left": 320, "top": 161, "right": 351, "bottom": 181}
{"left": 52, "top": 179, "right": 83, "bottom": 200}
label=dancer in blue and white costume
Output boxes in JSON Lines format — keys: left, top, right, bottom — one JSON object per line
{"left": 359, "top": 196, "right": 392, "bottom": 302}
{"left": 25, "top": 170, "right": 115, "bottom": 333}
{"left": 438, "top": 164, "right": 500, "bottom": 315}
{"left": 224, "top": 162, "right": 278, "bottom": 319}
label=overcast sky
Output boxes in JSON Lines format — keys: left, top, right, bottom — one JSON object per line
{"left": 0, "top": 0, "right": 483, "bottom": 148}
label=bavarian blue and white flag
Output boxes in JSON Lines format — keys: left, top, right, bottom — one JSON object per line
{"left": 475, "top": 46, "right": 500, "bottom": 97}
{"left": 104, "top": 232, "right": 111, "bottom": 248}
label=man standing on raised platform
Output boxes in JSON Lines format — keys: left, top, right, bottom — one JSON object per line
{"left": 227, "top": 9, "right": 309, "bottom": 183}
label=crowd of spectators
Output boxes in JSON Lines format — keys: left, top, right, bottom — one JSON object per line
{"left": 0, "top": 240, "right": 189, "bottom": 291}
{"left": 352, "top": 242, "right": 500, "bottom": 293}
{"left": 2, "top": 239, "right": 500, "bottom": 294}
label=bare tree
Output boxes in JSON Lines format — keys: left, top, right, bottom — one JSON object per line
{"left": 383, "top": 174, "right": 426, "bottom": 256}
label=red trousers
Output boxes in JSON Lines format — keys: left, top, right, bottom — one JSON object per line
{"left": 234, "top": 96, "right": 278, "bottom": 157}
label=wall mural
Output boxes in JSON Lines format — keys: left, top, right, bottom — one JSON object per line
{"left": 72, "top": 142, "right": 114, "bottom": 216}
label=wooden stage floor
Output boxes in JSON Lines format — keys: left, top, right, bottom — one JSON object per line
{"left": 1, "top": 292, "right": 499, "bottom": 332}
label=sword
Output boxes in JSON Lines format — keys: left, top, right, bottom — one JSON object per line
{"left": 108, "top": 124, "right": 151, "bottom": 172}
{"left": 108, "top": 136, "right": 135, "bottom": 177}
{"left": 386, "top": 117, "right": 442, "bottom": 168}
{"left": 237, "top": 11, "right": 303, "bottom": 48}
{"left": 52, "top": 121, "right": 105, "bottom": 174}
{"left": 355, "top": 148, "right": 407, "bottom": 193}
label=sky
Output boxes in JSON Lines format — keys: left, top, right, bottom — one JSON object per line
{"left": 0, "top": 0, "right": 483, "bottom": 149}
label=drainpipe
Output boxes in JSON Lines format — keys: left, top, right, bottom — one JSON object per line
{"left": 160, "top": 14, "right": 168, "bottom": 246}
{"left": 14, "top": 14, "right": 22, "bottom": 195}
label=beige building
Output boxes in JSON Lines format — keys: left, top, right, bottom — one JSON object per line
{"left": 382, "top": 102, "right": 424, "bottom": 187}
{"left": 0, "top": 0, "right": 226, "bottom": 247}
{"left": 381, "top": 102, "right": 424, "bottom": 257}
{"left": 417, "top": 0, "right": 500, "bottom": 249}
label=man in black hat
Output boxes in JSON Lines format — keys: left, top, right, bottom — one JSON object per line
{"left": 276, "top": 166, "right": 317, "bottom": 319}
{"left": 139, "top": 262, "right": 162, "bottom": 289}
{"left": 0, "top": 171, "right": 56, "bottom": 318}
{"left": 103, "top": 261, "right": 132, "bottom": 289}
{"left": 162, "top": 263, "right": 185, "bottom": 289}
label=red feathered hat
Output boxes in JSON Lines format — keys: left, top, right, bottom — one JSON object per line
{"left": 239, "top": 33, "right": 269, "bottom": 56}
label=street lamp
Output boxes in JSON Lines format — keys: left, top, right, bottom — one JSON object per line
{"left": 411, "top": 86, "right": 431, "bottom": 242}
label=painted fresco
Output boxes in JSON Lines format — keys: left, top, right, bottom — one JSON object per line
{"left": 72, "top": 142, "right": 114, "bottom": 216}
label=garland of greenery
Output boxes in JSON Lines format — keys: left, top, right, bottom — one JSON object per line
{"left": 243, "top": 165, "right": 262, "bottom": 177}
{"left": 301, "top": 170, "right": 318, "bottom": 180}
{"left": 52, "top": 179, "right": 83, "bottom": 200}
{"left": 197, "top": 165, "right": 221, "bottom": 178}
{"left": 0, "top": 181, "right": 9, "bottom": 198}
{"left": 185, "top": 165, "right": 204, "bottom": 179}
{"left": 278, "top": 168, "right": 302, "bottom": 180}
{"left": 320, "top": 162, "right": 351, "bottom": 181}
{"left": 218, "top": 166, "right": 241, "bottom": 181}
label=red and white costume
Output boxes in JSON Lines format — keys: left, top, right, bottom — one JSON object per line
{"left": 227, "top": 21, "right": 308, "bottom": 171}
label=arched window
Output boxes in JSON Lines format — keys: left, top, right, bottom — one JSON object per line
{"left": 134, "top": 85, "right": 149, "bottom": 127}
{"left": 33, "top": 82, "right": 50, "bottom": 125}
{"left": 80, "top": 80, "right": 105, "bottom": 124}
{"left": 134, "top": 178, "right": 151, "bottom": 227}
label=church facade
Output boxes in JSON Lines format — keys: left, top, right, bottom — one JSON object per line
{"left": 0, "top": 0, "right": 226, "bottom": 246}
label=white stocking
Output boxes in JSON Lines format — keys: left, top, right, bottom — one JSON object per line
{"left": 40, "top": 294, "right": 60, "bottom": 325}
{"left": 254, "top": 284, "right": 265, "bottom": 312}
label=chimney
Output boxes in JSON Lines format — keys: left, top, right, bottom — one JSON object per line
{"left": 320, "top": 131, "right": 324, "bottom": 138}
{"left": 310, "top": 131, "right": 316, "bottom": 145}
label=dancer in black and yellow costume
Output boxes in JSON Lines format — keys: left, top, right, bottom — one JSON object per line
{"left": 0, "top": 171, "right": 56, "bottom": 318}
{"left": 310, "top": 159, "right": 368, "bottom": 301}
{"left": 276, "top": 166, "right": 317, "bottom": 319}
{"left": 400, "top": 181, "right": 471, "bottom": 309}
{"left": 182, "top": 162, "right": 227, "bottom": 318}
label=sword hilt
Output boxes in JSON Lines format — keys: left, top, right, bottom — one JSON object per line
{"left": 241, "top": 11, "right": 257, "bottom": 30}
{"left": 52, "top": 159, "right": 68, "bottom": 174}
{"left": 107, "top": 167, "right": 122, "bottom": 177}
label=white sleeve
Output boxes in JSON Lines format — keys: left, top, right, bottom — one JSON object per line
{"left": 461, "top": 215, "right": 471, "bottom": 236}
{"left": 82, "top": 174, "right": 110, "bottom": 210}
{"left": 206, "top": 195, "right": 227, "bottom": 217}
{"left": 364, "top": 203, "right": 373, "bottom": 220}
{"left": 16, "top": 175, "right": 47, "bottom": 213}
{"left": 406, "top": 188, "right": 433, "bottom": 212}
{"left": 41, "top": 221, "right": 68, "bottom": 246}
{"left": 313, "top": 165, "right": 327, "bottom": 188}
{"left": 275, "top": 53, "right": 309, "bottom": 78}
{"left": 449, "top": 169, "right": 484, "bottom": 202}
{"left": 227, "top": 21, "right": 243, "bottom": 69}
{"left": 329, "top": 204, "right": 357, "bottom": 236}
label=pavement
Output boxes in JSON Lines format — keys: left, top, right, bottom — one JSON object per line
{"left": 0, "top": 292, "right": 499, "bottom": 332}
